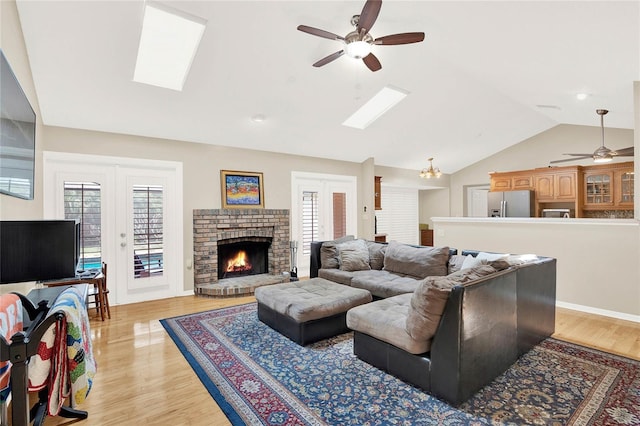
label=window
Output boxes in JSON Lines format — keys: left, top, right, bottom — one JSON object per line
{"left": 301, "top": 191, "right": 318, "bottom": 257}
{"left": 133, "top": 184, "right": 164, "bottom": 278}
{"left": 64, "top": 181, "right": 101, "bottom": 270}
{"left": 332, "top": 192, "right": 346, "bottom": 239}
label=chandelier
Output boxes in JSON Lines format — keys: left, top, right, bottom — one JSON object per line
{"left": 419, "top": 158, "right": 442, "bottom": 179}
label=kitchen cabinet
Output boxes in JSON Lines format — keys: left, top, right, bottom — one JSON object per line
{"left": 614, "top": 168, "right": 634, "bottom": 207}
{"left": 490, "top": 162, "right": 633, "bottom": 216}
{"left": 583, "top": 171, "right": 613, "bottom": 207}
{"left": 583, "top": 162, "right": 634, "bottom": 210}
{"left": 535, "top": 170, "right": 577, "bottom": 201}
{"left": 374, "top": 176, "right": 382, "bottom": 210}
{"left": 489, "top": 172, "right": 533, "bottom": 192}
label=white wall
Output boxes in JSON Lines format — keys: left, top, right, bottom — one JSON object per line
{"left": 433, "top": 217, "right": 640, "bottom": 320}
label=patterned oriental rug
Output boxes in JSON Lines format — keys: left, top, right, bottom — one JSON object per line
{"left": 161, "top": 303, "right": 640, "bottom": 426}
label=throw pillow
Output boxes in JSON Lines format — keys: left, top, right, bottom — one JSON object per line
{"left": 319, "top": 235, "right": 355, "bottom": 269}
{"left": 366, "top": 241, "right": 387, "bottom": 270}
{"left": 476, "top": 251, "right": 509, "bottom": 262}
{"left": 405, "top": 264, "right": 498, "bottom": 341}
{"left": 383, "top": 241, "right": 449, "bottom": 279}
{"left": 338, "top": 239, "right": 371, "bottom": 272}
{"left": 447, "top": 254, "right": 467, "bottom": 274}
{"left": 460, "top": 254, "right": 482, "bottom": 270}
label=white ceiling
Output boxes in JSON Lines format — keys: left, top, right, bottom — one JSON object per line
{"left": 15, "top": 1, "right": 640, "bottom": 174}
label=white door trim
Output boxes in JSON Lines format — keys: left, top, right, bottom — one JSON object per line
{"left": 291, "top": 171, "right": 358, "bottom": 276}
{"left": 43, "top": 151, "right": 184, "bottom": 303}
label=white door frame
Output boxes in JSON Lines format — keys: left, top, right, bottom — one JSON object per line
{"left": 291, "top": 171, "right": 358, "bottom": 276}
{"left": 43, "top": 151, "right": 184, "bottom": 304}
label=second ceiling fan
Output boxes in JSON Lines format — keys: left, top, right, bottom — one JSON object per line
{"left": 550, "top": 109, "right": 634, "bottom": 164}
{"left": 297, "top": 0, "right": 425, "bottom": 72}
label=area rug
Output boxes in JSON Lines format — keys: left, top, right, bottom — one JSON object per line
{"left": 161, "top": 303, "right": 640, "bottom": 426}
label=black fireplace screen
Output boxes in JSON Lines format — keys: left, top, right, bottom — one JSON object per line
{"left": 218, "top": 241, "right": 269, "bottom": 279}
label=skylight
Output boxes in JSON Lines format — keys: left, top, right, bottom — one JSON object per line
{"left": 133, "top": 2, "right": 207, "bottom": 91}
{"left": 342, "top": 85, "right": 409, "bottom": 129}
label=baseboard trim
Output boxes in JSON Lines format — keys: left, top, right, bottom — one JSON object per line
{"left": 557, "top": 301, "right": 640, "bottom": 323}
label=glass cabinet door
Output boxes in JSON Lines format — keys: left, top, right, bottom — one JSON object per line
{"left": 585, "top": 174, "right": 612, "bottom": 204}
{"left": 619, "top": 172, "right": 634, "bottom": 204}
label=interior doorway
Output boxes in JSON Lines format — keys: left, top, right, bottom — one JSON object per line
{"left": 465, "top": 185, "right": 490, "bottom": 217}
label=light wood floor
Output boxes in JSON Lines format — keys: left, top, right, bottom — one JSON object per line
{"left": 35, "top": 294, "right": 639, "bottom": 426}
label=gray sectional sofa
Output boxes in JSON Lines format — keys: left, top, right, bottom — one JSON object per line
{"left": 309, "top": 238, "right": 557, "bottom": 406}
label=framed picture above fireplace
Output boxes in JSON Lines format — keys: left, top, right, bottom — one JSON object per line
{"left": 221, "top": 170, "right": 264, "bottom": 208}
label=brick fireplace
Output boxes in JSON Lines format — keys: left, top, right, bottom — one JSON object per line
{"left": 193, "top": 209, "right": 290, "bottom": 296}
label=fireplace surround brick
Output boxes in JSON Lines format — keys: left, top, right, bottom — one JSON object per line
{"left": 193, "top": 209, "right": 290, "bottom": 296}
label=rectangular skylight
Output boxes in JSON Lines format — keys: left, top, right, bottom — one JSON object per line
{"left": 342, "top": 85, "right": 409, "bottom": 129}
{"left": 133, "top": 2, "right": 207, "bottom": 91}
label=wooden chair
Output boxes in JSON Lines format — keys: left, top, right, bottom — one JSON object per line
{"left": 87, "top": 262, "right": 111, "bottom": 320}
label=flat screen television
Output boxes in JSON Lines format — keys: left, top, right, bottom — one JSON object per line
{"left": 0, "top": 220, "right": 79, "bottom": 284}
{"left": 0, "top": 49, "right": 36, "bottom": 200}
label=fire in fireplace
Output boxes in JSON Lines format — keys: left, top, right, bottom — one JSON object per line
{"left": 218, "top": 240, "right": 270, "bottom": 279}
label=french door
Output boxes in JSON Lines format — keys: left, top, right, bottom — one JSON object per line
{"left": 291, "top": 172, "right": 357, "bottom": 276}
{"left": 43, "top": 152, "right": 183, "bottom": 304}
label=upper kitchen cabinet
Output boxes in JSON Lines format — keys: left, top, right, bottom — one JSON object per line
{"left": 583, "top": 161, "right": 634, "bottom": 210}
{"left": 489, "top": 171, "right": 534, "bottom": 192}
{"left": 534, "top": 167, "right": 579, "bottom": 202}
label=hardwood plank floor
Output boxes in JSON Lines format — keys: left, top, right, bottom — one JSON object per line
{"left": 35, "top": 295, "right": 639, "bottom": 425}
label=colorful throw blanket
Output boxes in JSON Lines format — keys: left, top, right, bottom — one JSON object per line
{"left": 0, "top": 294, "right": 23, "bottom": 402}
{"left": 28, "top": 287, "right": 97, "bottom": 416}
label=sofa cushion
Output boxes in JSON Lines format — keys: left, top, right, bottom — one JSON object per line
{"left": 405, "top": 265, "right": 498, "bottom": 341}
{"left": 461, "top": 254, "right": 482, "bottom": 270}
{"left": 351, "top": 270, "right": 422, "bottom": 298}
{"left": 320, "top": 235, "right": 355, "bottom": 269}
{"left": 338, "top": 239, "right": 371, "bottom": 272}
{"left": 383, "top": 241, "right": 449, "bottom": 279}
{"left": 318, "top": 268, "right": 356, "bottom": 286}
{"left": 366, "top": 241, "right": 387, "bottom": 270}
{"left": 347, "top": 293, "right": 431, "bottom": 355}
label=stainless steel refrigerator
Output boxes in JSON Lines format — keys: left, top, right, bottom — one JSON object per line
{"left": 487, "top": 190, "right": 535, "bottom": 217}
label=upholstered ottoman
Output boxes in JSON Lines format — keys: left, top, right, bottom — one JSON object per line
{"left": 254, "top": 278, "right": 372, "bottom": 345}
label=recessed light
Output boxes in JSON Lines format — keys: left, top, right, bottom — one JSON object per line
{"left": 576, "top": 93, "right": 588, "bottom": 101}
{"left": 251, "top": 114, "right": 266, "bottom": 123}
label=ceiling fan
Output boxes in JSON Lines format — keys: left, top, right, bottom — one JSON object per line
{"left": 297, "top": 0, "right": 425, "bottom": 72}
{"left": 550, "top": 109, "right": 634, "bottom": 164}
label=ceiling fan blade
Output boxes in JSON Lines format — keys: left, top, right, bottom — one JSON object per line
{"left": 357, "top": 0, "right": 382, "bottom": 33}
{"left": 611, "top": 147, "right": 634, "bottom": 156}
{"left": 297, "top": 25, "right": 344, "bottom": 41}
{"left": 374, "top": 32, "right": 425, "bottom": 45}
{"left": 562, "top": 153, "right": 594, "bottom": 157}
{"left": 549, "top": 156, "right": 593, "bottom": 164}
{"left": 362, "top": 53, "right": 382, "bottom": 72}
{"left": 312, "top": 50, "right": 345, "bottom": 67}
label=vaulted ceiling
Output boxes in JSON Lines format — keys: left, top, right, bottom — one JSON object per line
{"left": 15, "top": 1, "right": 639, "bottom": 174}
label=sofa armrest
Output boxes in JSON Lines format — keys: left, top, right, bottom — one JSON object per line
{"left": 429, "top": 269, "right": 518, "bottom": 406}
{"left": 309, "top": 241, "right": 324, "bottom": 278}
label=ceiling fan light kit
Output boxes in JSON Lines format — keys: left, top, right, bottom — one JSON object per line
{"left": 297, "top": 0, "right": 425, "bottom": 72}
{"left": 550, "top": 109, "right": 634, "bottom": 165}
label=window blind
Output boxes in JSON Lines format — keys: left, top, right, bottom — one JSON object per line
{"left": 375, "top": 186, "right": 419, "bottom": 245}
